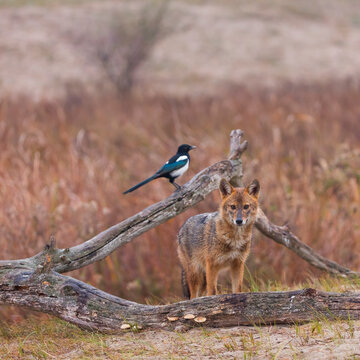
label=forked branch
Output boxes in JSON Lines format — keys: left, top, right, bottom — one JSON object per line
{"left": 1, "top": 129, "right": 360, "bottom": 333}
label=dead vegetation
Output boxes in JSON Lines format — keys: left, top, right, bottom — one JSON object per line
{"left": 0, "top": 79, "right": 359, "bottom": 317}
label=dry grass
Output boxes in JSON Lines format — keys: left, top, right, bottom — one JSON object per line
{"left": 0, "top": 79, "right": 360, "bottom": 317}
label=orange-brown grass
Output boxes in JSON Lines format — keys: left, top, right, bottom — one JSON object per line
{"left": 0, "top": 79, "right": 359, "bottom": 321}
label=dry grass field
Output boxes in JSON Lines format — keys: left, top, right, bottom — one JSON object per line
{"left": 1, "top": 80, "right": 360, "bottom": 306}
{"left": 0, "top": 0, "right": 360, "bottom": 358}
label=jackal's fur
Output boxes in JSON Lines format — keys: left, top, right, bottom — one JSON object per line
{"left": 177, "top": 178, "right": 260, "bottom": 299}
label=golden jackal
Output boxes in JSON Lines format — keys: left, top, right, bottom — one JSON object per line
{"left": 177, "top": 178, "right": 260, "bottom": 299}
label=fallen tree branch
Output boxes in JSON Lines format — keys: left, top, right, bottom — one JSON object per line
{"left": 255, "top": 209, "right": 360, "bottom": 278}
{"left": 1, "top": 269, "right": 360, "bottom": 332}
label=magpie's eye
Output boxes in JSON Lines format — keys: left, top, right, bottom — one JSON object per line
{"left": 244, "top": 204, "right": 250, "bottom": 210}
{"left": 230, "top": 205, "right": 236, "bottom": 210}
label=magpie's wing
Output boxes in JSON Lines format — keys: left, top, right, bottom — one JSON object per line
{"left": 155, "top": 159, "right": 188, "bottom": 177}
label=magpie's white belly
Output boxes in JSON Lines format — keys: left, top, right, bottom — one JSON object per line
{"left": 170, "top": 161, "right": 189, "bottom": 178}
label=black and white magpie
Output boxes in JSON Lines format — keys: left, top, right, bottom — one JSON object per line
{"left": 123, "top": 144, "right": 196, "bottom": 194}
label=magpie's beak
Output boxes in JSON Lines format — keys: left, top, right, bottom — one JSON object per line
{"left": 190, "top": 145, "right": 197, "bottom": 150}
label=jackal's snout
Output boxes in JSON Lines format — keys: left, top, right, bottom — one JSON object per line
{"left": 234, "top": 208, "right": 251, "bottom": 226}
{"left": 235, "top": 209, "right": 245, "bottom": 226}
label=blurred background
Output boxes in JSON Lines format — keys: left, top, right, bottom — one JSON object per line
{"left": 0, "top": 0, "right": 359, "bottom": 319}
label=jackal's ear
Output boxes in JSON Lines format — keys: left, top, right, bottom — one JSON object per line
{"left": 247, "top": 179, "right": 260, "bottom": 198}
{"left": 219, "top": 178, "right": 233, "bottom": 198}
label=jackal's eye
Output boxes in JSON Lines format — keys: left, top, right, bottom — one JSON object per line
{"left": 244, "top": 204, "right": 250, "bottom": 210}
{"left": 230, "top": 205, "right": 236, "bottom": 210}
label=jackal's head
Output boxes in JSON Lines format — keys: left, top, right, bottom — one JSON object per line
{"left": 219, "top": 178, "right": 260, "bottom": 227}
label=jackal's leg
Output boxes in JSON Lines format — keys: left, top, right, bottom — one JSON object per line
{"left": 188, "top": 271, "right": 203, "bottom": 299}
{"left": 199, "top": 272, "right": 207, "bottom": 296}
{"left": 206, "top": 260, "right": 219, "bottom": 296}
{"left": 230, "top": 259, "right": 245, "bottom": 293}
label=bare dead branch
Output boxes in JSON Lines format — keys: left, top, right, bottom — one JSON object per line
{"left": 255, "top": 208, "right": 360, "bottom": 278}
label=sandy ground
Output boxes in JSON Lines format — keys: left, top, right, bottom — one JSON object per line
{"left": 0, "top": 0, "right": 360, "bottom": 99}
{"left": 2, "top": 319, "right": 360, "bottom": 359}
{"left": 61, "top": 322, "right": 360, "bottom": 359}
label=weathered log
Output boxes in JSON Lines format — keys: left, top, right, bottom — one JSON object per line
{"left": 1, "top": 269, "right": 360, "bottom": 333}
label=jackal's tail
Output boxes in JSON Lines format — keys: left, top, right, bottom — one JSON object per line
{"left": 181, "top": 268, "right": 190, "bottom": 299}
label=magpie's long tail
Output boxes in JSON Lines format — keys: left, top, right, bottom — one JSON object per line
{"left": 123, "top": 174, "right": 158, "bottom": 194}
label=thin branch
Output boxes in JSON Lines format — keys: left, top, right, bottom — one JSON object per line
{"left": 255, "top": 208, "right": 360, "bottom": 278}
